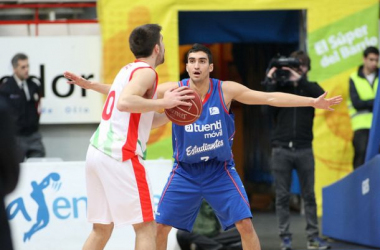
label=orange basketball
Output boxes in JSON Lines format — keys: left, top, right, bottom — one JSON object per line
{"left": 164, "top": 91, "right": 203, "bottom": 126}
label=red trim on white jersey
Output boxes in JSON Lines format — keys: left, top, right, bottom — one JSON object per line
{"left": 122, "top": 113, "right": 141, "bottom": 161}
{"left": 131, "top": 156, "right": 154, "bottom": 221}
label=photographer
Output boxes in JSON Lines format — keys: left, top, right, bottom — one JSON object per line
{"left": 264, "top": 51, "right": 330, "bottom": 250}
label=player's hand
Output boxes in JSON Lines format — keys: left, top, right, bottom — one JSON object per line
{"left": 64, "top": 71, "right": 92, "bottom": 89}
{"left": 163, "top": 86, "right": 195, "bottom": 109}
{"left": 313, "top": 92, "right": 343, "bottom": 111}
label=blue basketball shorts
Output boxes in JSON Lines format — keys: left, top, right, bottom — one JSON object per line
{"left": 155, "top": 159, "right": 252, "bottom": 231}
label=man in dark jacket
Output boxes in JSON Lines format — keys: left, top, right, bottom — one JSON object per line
{"left": 0, "top": 53, "right": 45, "bottom": 162}
{"left": 347, "top": 46, "right": 379, "bottom": 169}
{"left": 0, "top": 98, "right": 20, "bottom": 250}
{"left": 265, "top": 51, "right": 330, "bottom": 250}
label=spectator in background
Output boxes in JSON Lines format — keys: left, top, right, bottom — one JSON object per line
{"left": 264, "top": 51, "right": 331, "bottom": 250}
{"left": 348, "top": 46, "right": 379, "bottom": 169}
{"left": 0, "top": 98, "right": 20, "bottom": 250}
{"left": 176, "top": 200, "right": 242, "bottom": 250}
{"left": 0, "top": 53, "right": 45, "bottom": 162}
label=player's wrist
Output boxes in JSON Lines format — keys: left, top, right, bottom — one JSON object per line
{"left": 87, "top": 80, "right": 97, "bottom": 90}
{"left": 157, "top": 99, "right": 168, "bottom": 110}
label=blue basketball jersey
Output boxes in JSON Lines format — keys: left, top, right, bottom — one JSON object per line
{"left": 172, "top": 78, "right": 235, "bottom": 164}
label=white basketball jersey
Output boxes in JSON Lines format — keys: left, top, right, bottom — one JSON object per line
{"left": 90, "top": 61, "right": 158, "bottom": 161}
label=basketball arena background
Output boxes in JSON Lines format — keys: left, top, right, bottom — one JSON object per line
{"left": 1, "top": 0, "right": 379, "bottom": 249}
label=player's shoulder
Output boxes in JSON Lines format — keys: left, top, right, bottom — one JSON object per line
{"left": 220, "top": 80, "right": 241, "bottom": 92}
{"left": 127, "top": 66, "right": 156, "bottom": 82}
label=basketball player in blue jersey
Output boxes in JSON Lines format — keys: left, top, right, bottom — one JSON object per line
{"left": 64, "top": 43, "right": 342, "bottom": 250}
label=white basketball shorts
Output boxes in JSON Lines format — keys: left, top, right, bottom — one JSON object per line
{"left": 85, "top": 145, "right": 154, "bottom": 227}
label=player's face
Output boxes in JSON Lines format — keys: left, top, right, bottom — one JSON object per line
{"left": 363, "top": 53, "right": 379, "bottom": 73}
{"left": 186, "top": 51, "right": 213, "bottom": 83}
{"left": 14, "top": 59, "right": 29, "bottom": 80}
{"left": 156, "top": 35, "right": 165, "bottom": 65}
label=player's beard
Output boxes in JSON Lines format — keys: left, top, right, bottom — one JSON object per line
{"left": 156, "top": 48, "right": 165, "bottom": 65}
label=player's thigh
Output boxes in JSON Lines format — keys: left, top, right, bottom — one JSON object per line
{"left": 156, "top": 165, "right": 203, "bottom": 231}
{"left": 101, "top": 156, "right": 154, "bottom": 226}
{"left": 85, "top": 146, "right": 112, "bottom": 223}
{"left": 204, "top": 163, "right": 251, "bottom": 230}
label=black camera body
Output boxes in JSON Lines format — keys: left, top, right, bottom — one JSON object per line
{"left": 268, "top": 56, "right": 301, "bottom": 84}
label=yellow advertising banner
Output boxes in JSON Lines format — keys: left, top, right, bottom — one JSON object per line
{"left": 97, "top": 0, "right": 378, "bottom": 215}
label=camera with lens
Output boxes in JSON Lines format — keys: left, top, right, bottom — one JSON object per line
{"left": 264, "top": 56, "right": 301, "bottom": 86}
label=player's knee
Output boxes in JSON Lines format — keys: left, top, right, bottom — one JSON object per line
{"left": 93, "top": 223, "right": 114, "bottom": 236}
{"left": 235, "top": 218, "right": 254, "bottom": 236}
{"left": 134, "top": 221, "right": 156, "bottom": 237}
{"left": 157, "top": 223, "right": 172, "bottom": 236}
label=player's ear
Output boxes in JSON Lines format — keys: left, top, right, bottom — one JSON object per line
{"left": 209, "top": 63, "right": 214, "bottom": 72}
{"left": 154, "top": 44, "right": 160, "bottom": 54}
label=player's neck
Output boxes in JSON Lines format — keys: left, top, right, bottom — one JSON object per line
{"left": 134, "top": 57, "right": 156, "bottom": 68}
{"left": 189, "top": 77, "right": 210, "bottom": 100}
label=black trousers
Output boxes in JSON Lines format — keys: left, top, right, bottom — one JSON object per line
{"left": 353, "top": 129, "right": 369, "bottom": 169}
{"left": 271, "top": 147, "right": 319, "bottom": 240}
{"left": 177, "top": 227, "right": 242, "bottom": 250}
{"left": 0, "top": 198, "right": 13, "bottom": 250}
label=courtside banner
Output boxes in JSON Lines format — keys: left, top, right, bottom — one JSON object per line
{"left": 5, "top": 160, "right": 179, "bottom": 250}
{"left": 307, "top": 3, "right": 378, "bottom": 215}
{"left": 0, "top": 36, "right": 103, "bottom": 124}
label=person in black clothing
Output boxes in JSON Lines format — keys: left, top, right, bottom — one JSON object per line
{"left": 264, "top": 51, "right": 330, "bottom": 250}
{"left": 348, "top": 46, "right": 379, "bottom": 169}
{"left": 0, "top": 53, "right": 45, "bottom": 162}
{"left": 176, "top": 200, "right": 242, "bottom": 250}
{"left": 0, "top": 98, "right": 20, "bottom": 250}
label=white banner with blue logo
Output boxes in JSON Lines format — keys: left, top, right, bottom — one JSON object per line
{"left": 5, "top": 160, "right": 179, "bottom": 250}
{"left": 0, "top": 36, "right": 104, "bottom": 124}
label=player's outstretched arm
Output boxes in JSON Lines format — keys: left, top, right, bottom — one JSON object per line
{"left": 117, "top": 68, "right": 194, "bottom": 113}
{"left": 223, "top": 81, "right": 343, "bottom": 110}
{"left": 64, "top": 71, "right": 111, "bottom": 95}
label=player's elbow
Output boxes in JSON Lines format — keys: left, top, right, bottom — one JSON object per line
{"left": 117, "top": 99, "right": 132, "bottom": 112}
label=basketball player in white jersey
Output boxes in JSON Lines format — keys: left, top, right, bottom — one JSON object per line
{"left": 65, "top": 24, "right": 193, "bottom": 250}
{"left": 65, "top": 43, "right": 342, "bottom": 250}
